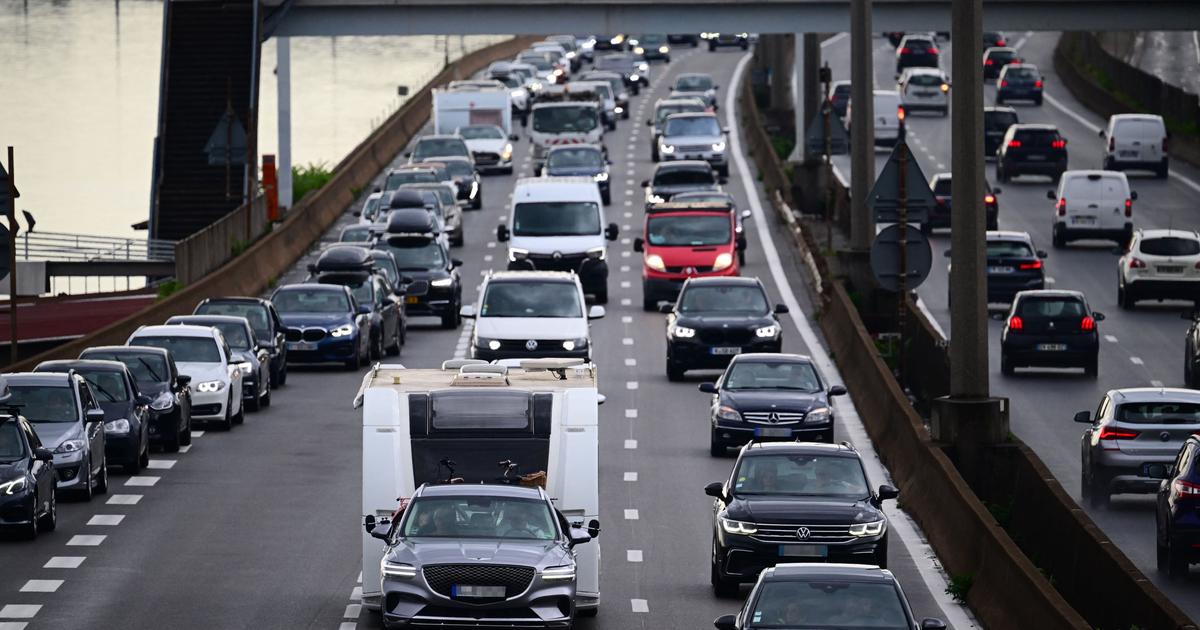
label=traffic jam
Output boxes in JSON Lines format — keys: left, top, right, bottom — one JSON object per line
{"left": 2, "top": 27, "right": 1198, "bottom": 630}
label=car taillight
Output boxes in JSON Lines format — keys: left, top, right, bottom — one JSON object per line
{"left": 996, "top": 39, "right": 1006, "bottom": 46}
{"left": 1163, "top": 136, "right": 1169, "bottom": 154}
{"left": 1171, "top": 479, "right": 1200, "bottom": 502}
{"left": 1008, "top": 316, "right": 1023, "bottom": 331}
{"left": 1034, "top": 79, "right": 1044, "bottom": 88}
{"left": 1051, "top": 139, "right": 1066, "bottom": 149}
{"left": 1056, "top": 198, "right": 1066, "bottom": 216}
{"left": 899, "top": 47, "right": 911, "bottom": 54}
{"left": 1098, "top": 426, "right": 1139, "bottom": 440}
{"left": 1125, "top": 199, "right": 1132, "bottom": 217}
{"left": 1108, "top": 136, "right": 1115, "bottom": 152}
{"left": 984, "top": 194, "right": 996, "bottom": 204}
{"left": 1000, "top": 80, "right": 1009, "bottom": 87}
{"left": 1129, "top": 257, "right": 1146, "bottom": 269}
{"left": 1008, "top": 139, "right": 1022, "bottom": 148}
{"left": 897, "top": 106, "right": 906, "bottom": 122}
{"left": 1018, "top": 260, "right": 1042, "bottom": 270}
{"left": 985, "top": 59, "right": 994, "bottom": 65}
{"left": 1080, "top": 316, "right": 1095, "bottom": 331}
{"left": 928, "top": 47, "right": 939, "bottom": 54}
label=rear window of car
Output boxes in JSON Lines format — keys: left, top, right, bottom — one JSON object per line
{"left": 985, "top": 112, "right": 1018, "bottom": 132}
{"left": 987, "top": 241, "right": 1035, "bottom": 258}
{"left": 1113, "top": 118, "right": 1165, "bottom": 138}
{"left": 989, "top": 50, "right": 1017, "bottom": 62}
{"left": 1016, "top": 297, "right": 1086, "bottom": 318}
{"left": 904, "top": 39, "right": 934, "bottom": 51}
{"left": 1013, "top": 129, "right": 1059, "bottom": 145}
{"left": 931, "top": 179, "right": 952, "bottom": 195}
{"left": 1139, "top": 237, "right": 1200, "bottom": 257}
{"left": 1003, "top": 67, "right": 1038, "bottom": 80}
{"left": 907, "top": 74, "right": 943, "bottom": 87}
{"left": 1115, "top": 402, "right": 1200, "bottom": 425}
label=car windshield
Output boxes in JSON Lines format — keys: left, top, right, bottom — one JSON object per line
{"left": 210, "top": 322, "right": 252, "bottom": 350}
{"left": 0, "top": 422, "right": 24, "bottom": 462}
{"left": 194, "top": 303, "right": 270, "bottom": 340}
{"left": 413, "top": 139, "right": 468, "bottom": 160}
{"left": 1116, "top": 402, "right": 1200, "bottom": 425}
{"left": 647, "top": 215, "right": 730, "bottom": 246}
{"left": 1004, "top": 67, "right": 1038, "bottom": 80}
{"left": 907, "top": 74, "right": 944, "bottom": 87}
{"left": 459, "top": 126, "right": 504, "bottom": 140}
{"left": 533, "top": 106, "right": 599, "bottom": 133}
{"left": 1016, "top": 297, "right": 1086, "bottom": 319}
{"left": 657, "top": 104, "right": 705, "bottom": 124}
{"left": 734, "top": 454, "right": 870, "bottom": 498}
{"left": 79, "top": 371, "right": 129, "bottom": 403}
{"left": 987, "top": 241, "right": 1035, "bottom": 258}
{"left": 82, "top": 353, "right": 168, "bottom": 384}
{"left": 272, "top": 289, "right": 352, "bottom": 315}
{"left": 338, "top": 280, "right": 373, "bottom": 306}
{"left": 362, "top": 196, "right": 382, "bottom": 221}
{"left": 8, "top": 385, "right": 78, "bottom": 423}
{"left": 372, "top": 257, "right": 400, "bottom": 284}
{"left": 379, "top": 238, "right": 447, "bottom": 270}
{"left": 513, "top": 201, "right": 601, "bottom": 237}
{"left": 673, "top": 192, "right": 730, "bottom": 204}
{"left": 444, "top": 161, "right": 474, "bottom": 177}
{"left": 749, "top": 581, "right": 908, "bottom": 629}
{"left": 724, "top": 361, "right": 821, "bottom": 392}
{"left": 481, "top": 281, "right": 582, "bottom": 318}
{"left": 664, "top": 117, "right": 720, "bottom": 137}
{"left": 131, "top": 336, "right": 222, "bottom": 363}
{"left": 401, "top": 496, "right": 558, "bottom": 540}
{"left": 547, "top": 148, "right": 604, "bottom": 170}
{"left": 654, "top": 168, "right": 715, "bottom": 186}
{"left": 675, "top": 75, "right": 713, "bottom": 91}
{"left": 1140, "top": 237, "right": 1200, "bottom": 257}
{"left": 385, "top": 170, "right": 438, "bottom": 190}
{"left": 340, "top": 226, "right": 372, "bottom": 242}
{"left": 679, "top": 285, "right": 768, "bottom": 313}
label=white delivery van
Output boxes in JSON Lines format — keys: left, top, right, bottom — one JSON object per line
{"left": 845, "top": 89, "right": 906, "bottom": 147}
{"left": 432, "top": 83, "right": 513, "bottom": 136}
{"left": 1049, "top": 169, "right": 1136, "bottom": 248}
{"left": 495, "top": 177, "right": 619, "bottom": 303}
{"left": 1100, "top": 113, "right": 1169, "bottom": 178}
{"left": 355, "top": 359, "right": 603, "bottom": 618}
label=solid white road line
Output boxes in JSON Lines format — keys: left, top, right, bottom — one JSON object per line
{"left": 727, "top": 52, "right": 977, "bottom": 630}
{"left": 43, "top": 557, "right": 85, "bottom": 569}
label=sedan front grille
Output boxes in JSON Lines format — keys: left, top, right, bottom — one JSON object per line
{"left": 525, "top": 253, "right": 588, "bottom": 273}
{"left": 664, "top": 265, "right": 715, "bottom": 274}
{"left": 422, "top": 564, "right": 536, "bottom": 600}
{"left": 285, "top": 328, "right": 302, "bottom": 342}
{"left": 302, "top": 328, "right": 327, "bottom": 342}
{"left": 473, "top": 152, "right": 500, "bottom": 165}
{"left": 742, "top": 411, "right": 806, "bottom": 425}
{"left": 698, "top": 328, "right": 753, "bottom": 346}
{"left": 751, "top": 523, "right": 854, "bottom": 544}
{"left": 674, "top": 144, "right": 713, "bottom": 153}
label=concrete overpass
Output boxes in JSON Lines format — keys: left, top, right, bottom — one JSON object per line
{"left": 263, "top": 0, "right": 1200, "bottom": 36}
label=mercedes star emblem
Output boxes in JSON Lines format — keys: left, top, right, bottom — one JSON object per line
{"left": 768, "top": 412, "right": 780, "bottom": 424}
{"left": 525, "top": 339, "right": 539, "bottom": 351}
{"left": 796, "top": 527, "right": 811, "bottom": 540}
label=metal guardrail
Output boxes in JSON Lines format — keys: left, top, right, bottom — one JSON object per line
{"left": 16, "top": 231, "right": 176, "bottom": 263}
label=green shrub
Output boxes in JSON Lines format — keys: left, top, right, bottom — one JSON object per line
{"left": 945, "top": 574, "right": 973, "bottom": 604}
{"left": 156, "top": 279, "right": 181, "bottom": 300}
{"left": 293, "top": 162, "right": 333, "bottom": 203}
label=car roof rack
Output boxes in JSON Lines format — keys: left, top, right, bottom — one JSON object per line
{"left": 645, "top": 201, "right": 734, "bottom": 214}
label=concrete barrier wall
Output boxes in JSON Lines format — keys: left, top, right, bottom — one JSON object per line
{"left": 738, "top": 65, "right": 794, "bottom": 208}
{"left": 175, "top": 194, "right": 270, "bottom": 285}
{"left": 9, "top": 36, "right": 537, "bottom": 373}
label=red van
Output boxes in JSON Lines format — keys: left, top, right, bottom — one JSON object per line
{"left": 632, "top": 201, "right": 743, "bottom": 311}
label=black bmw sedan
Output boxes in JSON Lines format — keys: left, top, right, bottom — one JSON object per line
{"left": 700, "top": 353, "right": 846, "bottom": 456}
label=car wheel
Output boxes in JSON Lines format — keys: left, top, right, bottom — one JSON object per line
{"left": 386, "top": 327, "right": 401, "bottom": 356}
{"left": 232, "top": 399, "right": 245, "bottom": 425}
{"left": 125, "top": 441, "right": 145, "bottom": 474}
{"left": 651, "top": 147, "right": 659, "bottom": 162}
{"left": 261, "top": 384, "right": 271, "bottom": 408}
{"left": 37, "top": 488, "right": 56, "bottom": 533}
{"left": 370, "top": 331, "right": 384, "bottom": 361}
{"left": 1085, "top": 355, "right": 1099, "bottom": 378}
{"left": 441, "top": 306, "right": 460, "bottom": 330}
{"left": 708, "top": 43, "right": 716, "bottom": 52}
{"left": 344, "top": 346, "right": 363, "bottom": 371}
{"left": 710, "top": 552, "right": 739, "bottom": 597}
{"left": 246, "top": 389, "right": 262, "bottom": 412}
{"left": 75, "top": 453, "right": 94, "bottom": 501}
{"left": 220, "top": 396, "right": 235, "bottom": 430}
{"left": 1156, "top": 161, "right": 1169, "bottom": 179}
{"left": 1118, "top": 284, "right": 1133, "bottom": 310}
{"left": 995, "top": 95, "right": 1004, "bottom": 105}
{"left": 642, "top": 293, "right": 657, "bottom": 312}
{"left": 709, "top": 431, "right": 724, "bottom": 457}
{"left": 1080, "top": 463, "right": 1091, "bottom": 501}
{"left": 1167, "top": 538, "right": 1189, "bottom": 579}
{"left": 987, "top": 217, "right": 999, "bottom": 231}
{"left": 741, "top": 41, "right": 749, "bottom": 50}
{"left": 162, "top": 415, "right": 181, "bottom": 453}
{"left": 1001, "top": 353, "right": 1014, "bottom": 376}
{"left": 1052, "top": 225, "right": 1066, "bottom": 249}
{"left": 94, "top": 454, "right": 108, "bottom": 495}
{"left": 1087, "top": 471, "right": 1109, "bottom": 509}
{"left": 180, "top": 412, "right": 193, "bottom": 446}
{"left": 666, "top": 358, "right": 685, "bottom": 382}
{"left": 20, "top": 500, "right": 38, "bottom": 540}
{"left": 602, "top": 191, "right": 611, "bottom": 205}
{"left": 873, "top": 536, "right": 889, "bottom": 569}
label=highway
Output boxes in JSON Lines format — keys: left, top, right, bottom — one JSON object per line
{"left": 0, "top": 44, "right": 973, "bottom": 630}
{"left": 825, "top": 30, "right": 1200, "bottom": 621}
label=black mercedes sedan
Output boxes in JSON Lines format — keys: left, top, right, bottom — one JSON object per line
{"left": 700, "top": 353, "right": 846, "bottom": 456}
{"left": 705, "top": 442, "right": 898, "bottom": 597}
{"left": 663, "top": 277, "right": 786, "bottom": 381}
{"left": 77, "top": 346, "right": 192, "bottom": 452}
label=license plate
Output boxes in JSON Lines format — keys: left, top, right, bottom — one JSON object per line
{"left": 1026, "top": 154, "right": 1046, "bottom": 161}
{"left": 710, "top": 347, "right": 741, "bottom": 356}
{"left": 988, "top": 266, "right": 1015, "bottom": 274}
{"left": 779, "top": 544, "right": 828, "bottom": 558}
{"left": 1157, "top": 266, "right": 1184, "bottom": 274}
{"left": 1036, "top": 343, "right": 1067, "bottom": 351}
{"left": 287, "top": 342, "right": 317, "bottom": 351}
{"left": 1071, "top": 216, "right": 1096, "bottom": 226}
{"left": 452, "top": 585, "right": 506, "bottom": 598}
{"left": 1119, "top": 150, "right": 1138, "bottom": 158}
{"left": 915, "top": 90, "right": 937, "bottom": 96}
{"left": 755, "top": 427, "right": 792, "bottom": 438}
{"left": 405, "top": 295, "right": 420, "bottom": 304}
{"left": 686, "top": 155, "right": 703, "bottom": 160}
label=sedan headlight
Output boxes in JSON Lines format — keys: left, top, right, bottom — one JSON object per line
{"left": 634, "top": 46, "right": 645, "bottom": 55}
{"left": 659, "top": 46, "right": 670, "bottom": 54}
{"left": 711, "top": 141, "right": 727, "bottom": 152}
{"left": 659, "top": 144, "right": 676, "bottom": 154}
{"left": 670, "top": 325, "right": 696, "bottom": 338}
{"left": 236, "top": 361, "right": 253, "bottom": 375}
{"left": 719, "top": 517, "right": 758, "bottom": 535}
{"left": 713, "top": 252, "right": 734, "bottom": 271}
{"left": 586, "top": 247, "right": 606, "bottom": 260}
{"left": 54, "top": 439, "right": 86, "bottom": 454}
{"left": 849, "top": 519, "right": 886, "bottom": 537}
{"left": 637, "top": 62, "right": 649, "bottom": 72}
{"left": 104, "top": 418, "right": 131, "bottom": 435}
{"left": 646, "top": 194, "right": 666, "bottom": 204}
{"left": 542, "top": 564, "right": 576, "bottom": 581}
{"left": 501, "top": 144, "right": 513, "bottom": 160}
{"left": 614, "top": 106, "right": 624, "bottom": 114}
{"left": 381, "top": 559, "right": 417, "bottom": 578}
{"left": 150, "top": 394, "right": 175, "bottom": 411}
{"left": 594, "top": 172, "right": 609, "bottom": 182}
{"left": 330, "top": 324, "right": 355, "bottom": 338}
{"left": 644, "top": 254, "right": 666, "bottom": 271}
{"left": 196, "top": 380, "right": 226, "bottom": 393}
{"left": 562, "top": 338, "right": 588, "bottom": 351}
{"left": 476, "top": 337, "right": 502, "bottom": 351}
{"left": 0, "top": 477, "right": 27, "bottom": 495}
{"left": 508, "top": 247, "right": 530, "bottom": 262}
{"left": 610, "top": 35, "right": 624, "bottom": 45}
{"left": 715, "top": 405, "right": 742, "bottom": 423}
{"left": 755, "top": 324, "right": 779, "bottom": 338}
{"left": 629, "top": 74, "right": 640, "bottom": 83}
{"left": 431, "top": 277, "right": 454, "bottom": 287}
{"left": 804, "top": 407, "right": 832, "bottom": 425}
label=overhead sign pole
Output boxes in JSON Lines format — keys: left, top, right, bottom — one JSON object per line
{"left": 5, "top": 148, "right": 17, "bottom": 366}
{"left": 896, "top": 142, "right": 908, "bottom": 383}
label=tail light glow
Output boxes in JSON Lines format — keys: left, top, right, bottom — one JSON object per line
{"left": 928, "top": 47, "right": 940, "bottom": 54}
{"left": 1129, "top": 257, "right": 1146, "bottom": 269}
{"left": 1056, "top": 198, "right": 1066, "bottom": 216}
{"left": 1000, "top": 80, "right": 1010, "bottom": 87}
{"left": 984, "top": 194, "right": 996, "bottom": 204}
{"left": 897, "top": 106, "right": 905, "bottom": 121}
{"left": 1008, "top": 316, "right": 1023, "bottom": 331}
{"left": 1098, "top": 426, "right": 1139, "bottom": 440}
{"left": 1081, "top": 316, "right": 1095, "bottom": 332}
{"left": 1108, "top": 136, "right": 1115, "bottom": 152}
{"left": 1008, "top": 139, "right": 1022, "bottom": 148}
{"left": 1051, "top": 139, "right": 1066, "bottom": 149}
{"left": 899, "top": 47, "right": 911, "bottom": 54}
{"left": 1125, "top": 199, "right": 1132, "bottom": 217}
{"left": 985, "top": 59, "right": 994, "bottom": 66}
{"left": 1171, "top": 479, "right": 1200, "bottom": 502}
{"left": 1034, "top": 79, "right": 1044, "bottom": 88}
{"left": 1163, "top": 136, "right": 1169, "bottom": 154}
{"left": 1018, "top": 260, "right": 1042, "bottom": 270}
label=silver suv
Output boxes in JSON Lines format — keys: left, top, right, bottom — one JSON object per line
{"left": 365, "top": 483, "right": 594, "bottom": 628}
{"left": 1076, "top": 388, "right": 1200, "bottom": 508}
{"left": 655, "top": 112, "right": 729, "bottom": 176}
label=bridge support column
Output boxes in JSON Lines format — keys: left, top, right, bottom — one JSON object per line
{"left": 849, "top": 0, "right": 874, "bottom": 252}
{"left": 277, "top": 37, "right": 294, "bottom": 210}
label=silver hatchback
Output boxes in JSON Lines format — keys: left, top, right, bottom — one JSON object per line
{"left": 1076, "top": 388, "right": 1200, "bottom": 508}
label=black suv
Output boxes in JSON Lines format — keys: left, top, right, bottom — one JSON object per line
{"left": 0, "top": 414, "right": 57, "bottom": 539}
{"left": 714, "top": 563, "right": 946, "bottom": 629}
{"left": 983, "top": 106, "right": 1018, "bottom": 157}
{"left": 925, "top": 172, "right": 1000, "bottom": 233}
{"left": 999, "top": 289, "right": 1103, "bottom": 376}
{"left": 374, "top": 233, "right": 462, "bottom": 329}
{"left": 996, "top": 124, "right": 1068, "bottom": 182}
{"left": 706, "top": 442, "right": 898, "bottom": 596}
{"left": 895, "top": 35, "right": 939, "bottom": 74}
{"left": 946, "top": 231, "right": 1047, "bottom": 304}
{"left": 700, "top": 353, "right": 846, "bottom": 455}
{"left": 664, "top": 277, "right": 786, "bottom": 381}
{"left": 1146, "top": 437, "right": 1200, "bottom": 579}
{"left": 193, "top": 297, "right": 289, "bottom": 387}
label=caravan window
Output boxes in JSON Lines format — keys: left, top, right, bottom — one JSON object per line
{"left": 431, "top": 391, "right": 530, "bottom": 429}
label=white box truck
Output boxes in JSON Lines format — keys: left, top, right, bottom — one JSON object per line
{"left": 433, "top": 83, "right": 513, "bottom": 136}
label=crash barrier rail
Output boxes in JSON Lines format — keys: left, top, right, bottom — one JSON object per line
{"left": 738, "top": 64, "right": 795, "bottom": 209}
{"left": 740, "top": 58, "right": 1199, "bottom": 630}
{"left": 1055, "top": 31, "right": 1200, "bottom": 169}
{"left": 7, "top": 36, "right": 539, "bottom": 373}
{"left": 174, "top": 193, "right": 268, "bottom": 285}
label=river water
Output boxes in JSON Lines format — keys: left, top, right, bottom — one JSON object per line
{"left": 0, "top": 0, "right": 505, "bottom": 239}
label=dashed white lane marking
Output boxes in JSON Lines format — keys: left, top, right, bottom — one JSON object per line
{"left": 43, "top": 557, "right": 85, "bottom": 569}
{"left": 1044, "top": 276, "right": 1056, "bottom": 285}
{"left": 0, "top": 605, "right": 41, "bottom": 619}
{"left": 630, "top": 598, "right": 649, "bottom": 613}
{"left": 66, "top": 535, "right": 106, "bottom": 546}
{"left": 486, "top": 241, "right": 496, "bottom": 248}
{"left": 624, "top": 471, "right": 638, "bottom": 481}
{"left": 146, "top": 459, "right": 175, "bottom": 470}
{"left": 19, "top": 581, "right": 62, "bottom": 594}
{"left": 625, "top": 381, "right": 639, "bottom": 390}
{"left": 1130, "top": 356, "right": 1144, "bottom": 365}
{"left": 620, "top": 265, "right": 631, "bottom": 273}
{"left": 936, "top": 163, "right": 946, "bottom": 170}
{"left": 1105, "top": 334, "right": 1119, "bottom": 343}
{"left": 620, "top": 237, "right": 631, "bottom": 244}
{"left": 1151, "top": 379, "right": 1165, "bottom": 387}
{"left": 624, "top": 358, "right": 637, "bottom": 367}
{"left": 351, "top": 586, "right": 363, "bottom": 601}
{"left": 624, "top": 439, "right": 638, "bottom": 449}
{"left": 624, "top": 509, "right": 640, "bottom": 520}
{"left": 125, "top": 476, "right": 159, "bottom": 487}
{"left": 0, "top": 622, "right": 29, "bottom": 630}
{"left": 625, "top": 409, "right": 638, "bottom": 418}
{"left": 622, "top": 337, "right": 634, "bottom": 345}
{"left": 343, "top": 604, "right": 361, "bottom": 618}
{"left": 621, "top": 224, "right": 631, "bottom": 231}
{"left": 621, "top": 315, "right": 633, "bottom": 323}
{"left": 338, "top": 623, "right": 357, "bottom": 630}
{"left": 87, "top": 514, "right": 125, "bottom": 526}
{"left": 624, "top": 200, "right": 633, "bottom": 206}
{"left": 189, "top": 431, "right": 205, "bottom": 439}
{"left": 621, "top": 298, "right": 632, "bottom": 305}
{"left": 621, "top": 250, "right": 632, "bottom": 258}
{"left": 626, "top": 550, "right": 643, "bottom": 562}
{"left": 484, "top": 254, "right": 493, "bottom": 262}
{"left": 620, "top": 280, "right": 632, "bottom": 289}
{"left": 623, "top": 211, "right": 632, "bottom": 218}
{"left": 178, "top": 445, "right": 191, "bottom": 454}
{"left": 106, "top": 494, "right": 142, "bottom": 505}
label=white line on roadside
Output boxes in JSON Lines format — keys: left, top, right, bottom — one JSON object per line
{"left": 620, "top": 266, "right": 631, "bottom": 273}
{"left": 87, "top": 515, "right": 125, "bottom": 526}
{"left": 1105, "top": 335, "right": 1118, "bottom": 343}
{"left": 146, "top": 459, "right": 175, "bottom": 470}
{"left": 43, "top": 557, "right": 85, "bottom": 569}
{"left": 630, "top": 599, "right": 649, "bottom": 613}
{"left": 351, "top": 586, "right": 362, "bottom": 601}
{"left": 484, "top": 254, "right": 493, "bottom": 262}
{"left": 19, "top": 581, "right": 61, "bottom": 594}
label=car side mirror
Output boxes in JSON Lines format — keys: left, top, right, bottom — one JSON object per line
{"left": 588, "top": 305, "right": 606, "bottom": 320}
{"left": 568, "top": 527, "right": 593, "bottom": 547}
{"left": 1097, "top": 129, "right": 1106, "bottom": 138}
{"left": 1130, "top": 190, "right": 1138, "bottom": 201}
{"left": 460, "top": 305, "right": 477, "bottom": 319}
{"left": 403, "top": 151, "right": 412, "bottom": 158}
{"left": 450, "top": 258, "right": 463, "bottom": 269}
{"left": 405, "top": 280, "right": 430, "bottom": 297}
{"left": 306, "top": 263, "right": 318, "bottom": 273}
{"left": 704, "top": 481, "right": 727, "bottom": 501}
{"left": 605, "top": 223, "right": 620, "bottom": 241}
{"left": 364, "top": 515, "right": 392, "bottom": 541}
{"left": 497, "top": 224, "right": 510, "bottom": 242}
{"left": 136, "top": 394, "right": 153, "bottom": 406}
{"left": 1046, "top": 190, "right": 1056, "bottom": 200}
{"left": 1141, "top": 463, "right": 1171, "bottom": 480}
{"left": 714, "top": 614, "right": 738, "bottom": 630}
{"left": 992, "top": 187, "right": 1002, "bottom": 195}
{"left": 357, "top": 304, "right": 372, "bottom": 315}
{"left": 177, "top": 375, "right": 192, "bottom": 387}
{"left": 828, "top": 385, "right": 848, "bottom": 396}
{"left": 740, "top": 209, "right": 752, "bottom": 219}
{"left": 774, "top": 304, "right": 789, "bottom": 314}
{"left": 718, "top": 176, "right": 729, "bottom": 185}
{"left": 509, "top": 134, "right": 519, "bottom": 141}
{"left": 633, "top": 237, "right": 645, "bottom": 252}
{"left": 657, "top": 302, "right": 674, "bottom": 314}
{"left": 921, "top": 619, "right": 948, "bottom": 630}
{"left": 85, "top": 408, "right": 105, "bottom": 423}
{"left": 1073, "top": 410, "right": 1091, "bottom": 424}
{"left": 1037, "top": 250, "right": 1048, "bottom": 259}
{"left": 587, "top": 518, "right": 601, "bottom": 538}
{"left": 645, "top": 119, "right": 653, "bottom": 126}
{"left": 352, "top": 210, "right": 362, "bottom": 217}
{"left": 943, "top": 249, "right": 953, "bottom": 258}
{"left": 640, "top": 179, "right": 650, "bottom": 188}
{"left": 1092, "top": 311, "right": 1105, "bottom": 321}
{"left": 34, "top": 447, "right": 53, "bottom": 462}
{"left": 698, "top": 382, "right": 718, "bottom": 394}
{"left": 877, "top": 484, "right": 900, "bottom": 501}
